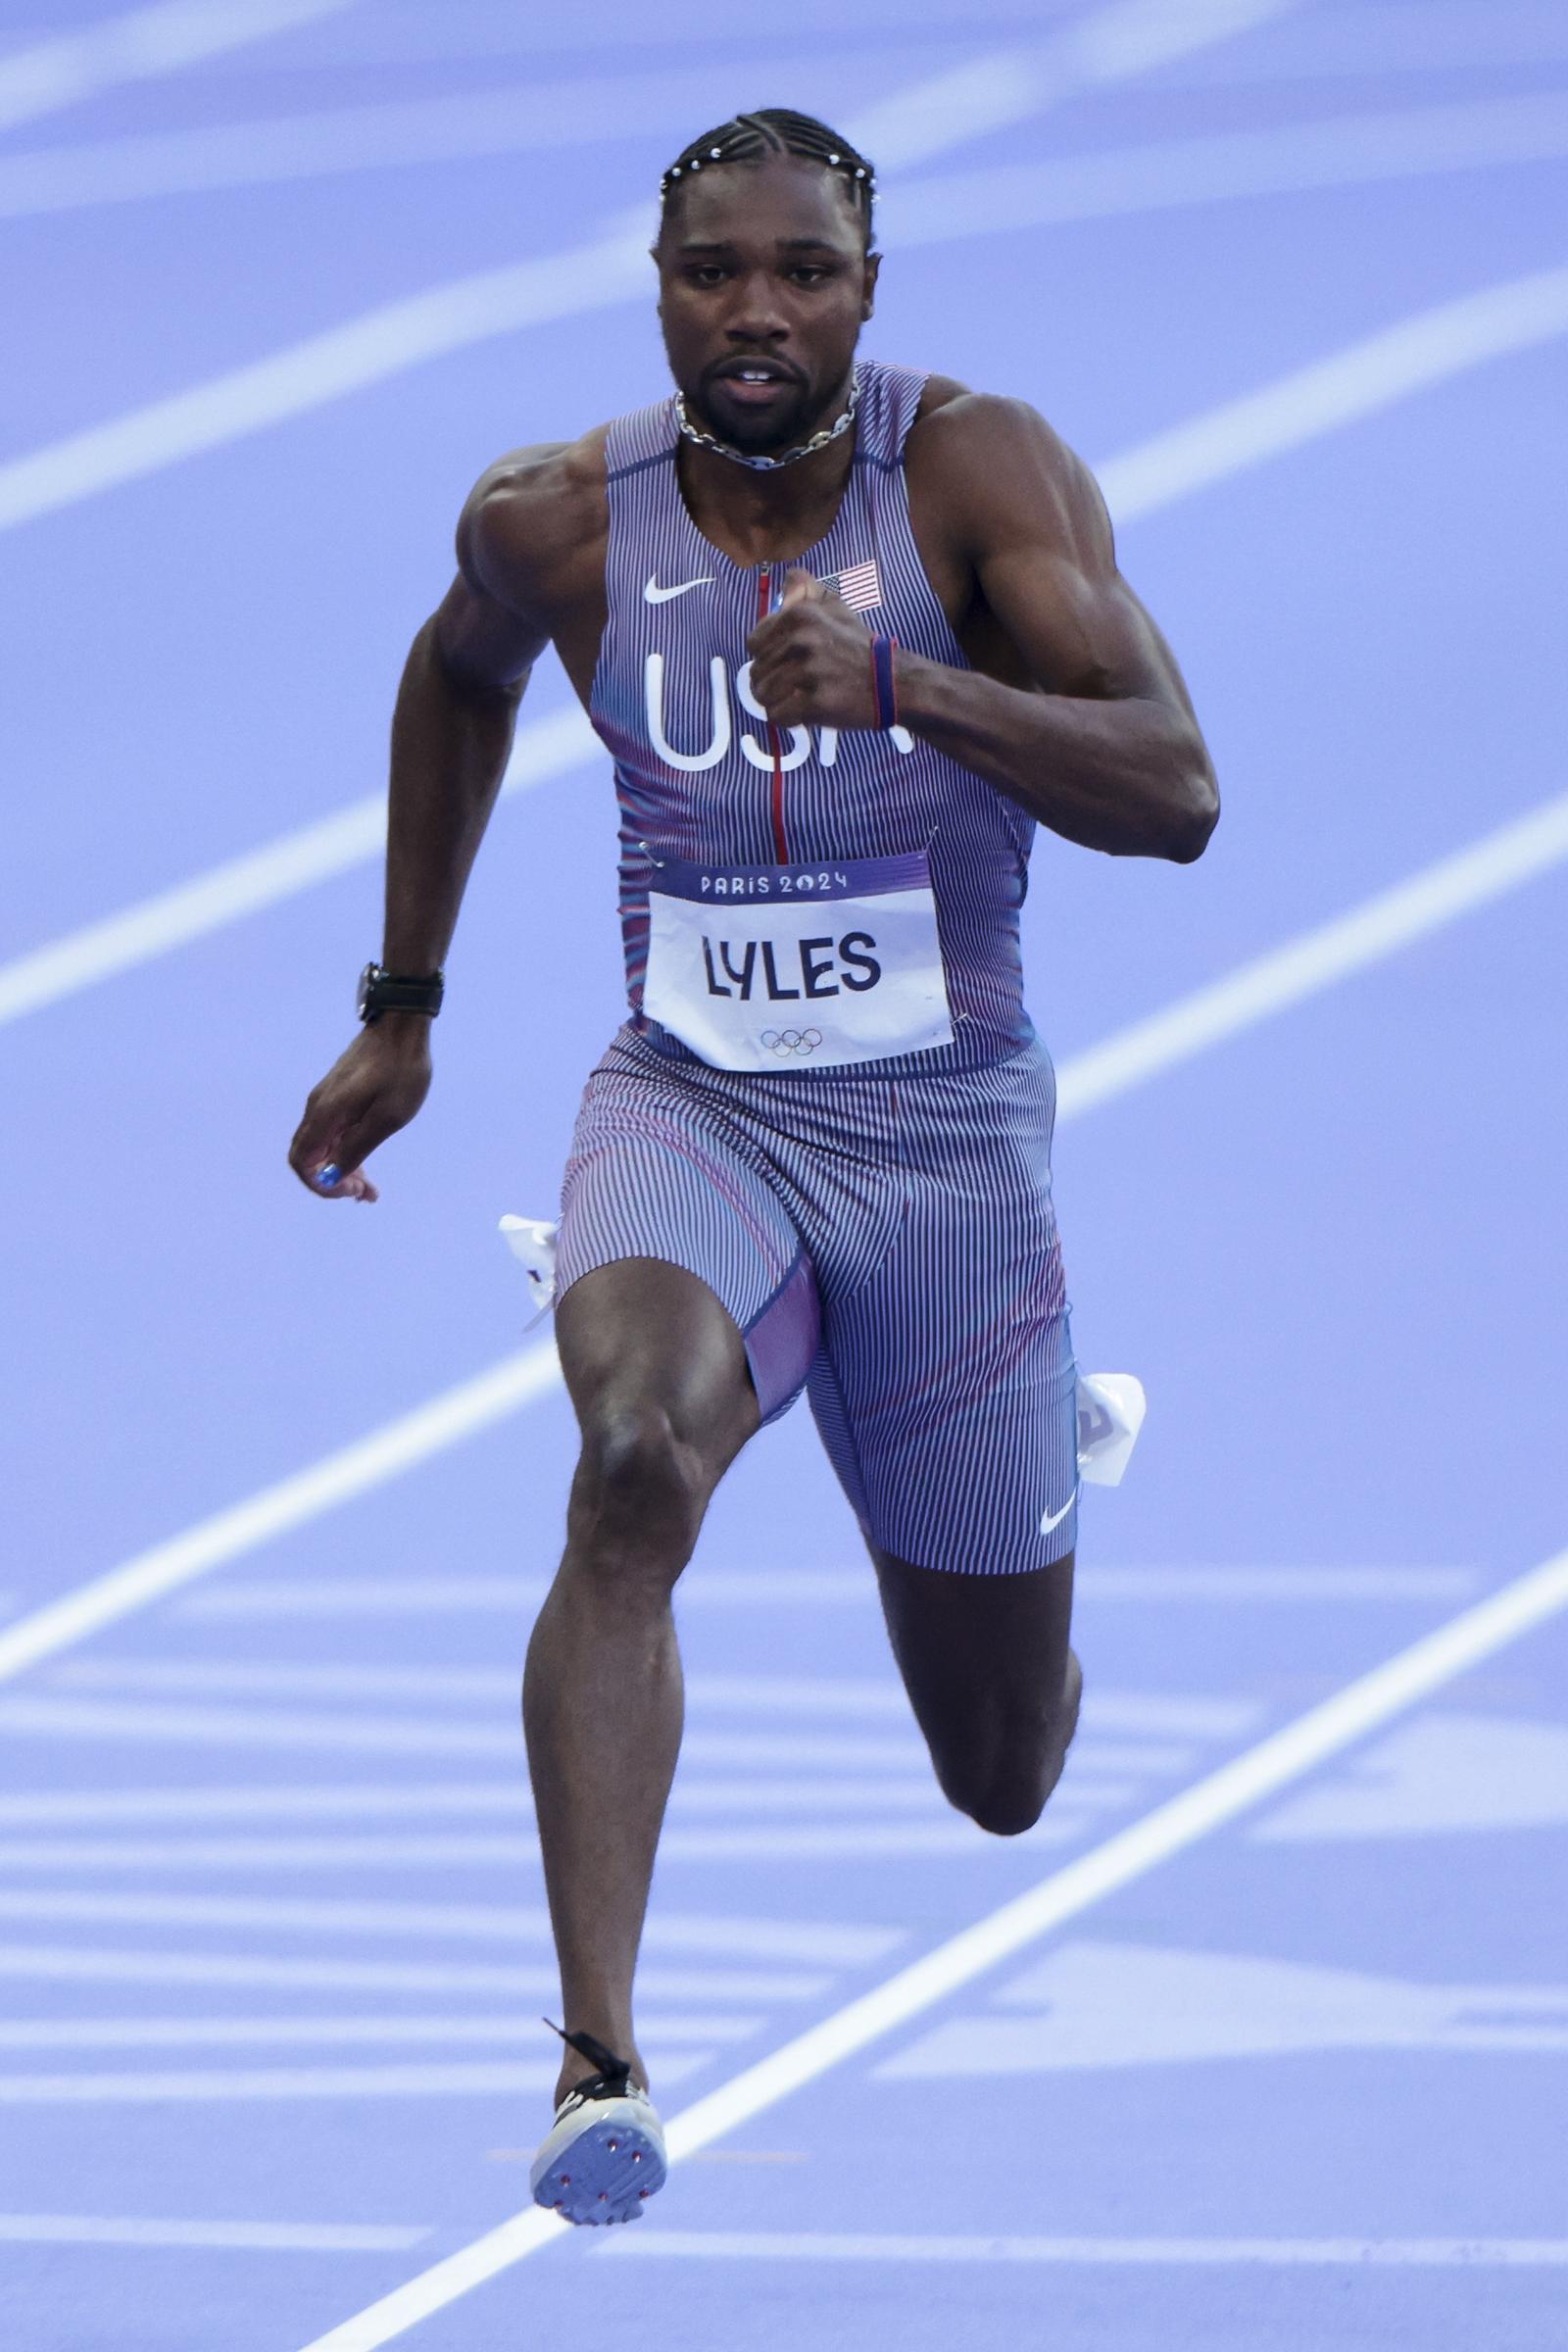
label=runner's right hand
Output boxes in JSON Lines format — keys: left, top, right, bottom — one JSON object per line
{"left": 287, "top": 1018, "right": 433, "bottom": 1202}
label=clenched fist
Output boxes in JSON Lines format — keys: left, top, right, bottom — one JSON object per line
{"left": 746, "top": 566, "right": 885, "bottom": 731}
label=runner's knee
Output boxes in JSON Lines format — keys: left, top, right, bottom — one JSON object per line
{"left": 937, "top": 1667, "right": 1082, "bottom": 1838}
{"left": 942, "top": 1746, "right": 1059, "bottom": 1838}
{"left": 568, "top": 1403, "right": 711, "bottom": 1577}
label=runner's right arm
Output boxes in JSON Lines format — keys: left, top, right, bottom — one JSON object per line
{"left": 287, "top": 451, "right": 561, "bottom": 1201}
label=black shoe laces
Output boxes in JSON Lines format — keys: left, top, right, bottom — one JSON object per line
{"left": 545, "top": 2020, "right": 633, "bottom": 2102}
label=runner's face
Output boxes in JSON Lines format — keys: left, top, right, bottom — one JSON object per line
{"left": 657, "top": 157, "right": 877, "bottom": 455}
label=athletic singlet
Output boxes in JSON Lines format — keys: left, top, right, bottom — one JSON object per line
{"left": 586, "top": 357, "right": 1038, "bottom": 1076}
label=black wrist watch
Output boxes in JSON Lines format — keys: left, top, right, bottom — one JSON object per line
{"left": 357, "top": 962, "right": 445, "bottom": 1023}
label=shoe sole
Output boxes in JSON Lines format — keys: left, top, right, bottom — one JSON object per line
{"left": 530, "top": 2105, "right": 667, "bottom": 2227}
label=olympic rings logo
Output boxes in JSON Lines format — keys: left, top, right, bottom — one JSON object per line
{"left": 760, "top": 1027, "right": 824, "bottom": 1057}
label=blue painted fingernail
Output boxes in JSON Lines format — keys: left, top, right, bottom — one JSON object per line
{"left": 315, "top": 1164, "right": 341, "bottom": 1189}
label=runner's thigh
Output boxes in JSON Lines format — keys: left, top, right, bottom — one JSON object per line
{"left": 556, "top": 1038, "right": 822, "bottom": 1437}
{"left": 807, "top": 1044, "right": 1078, "bottom": 1574}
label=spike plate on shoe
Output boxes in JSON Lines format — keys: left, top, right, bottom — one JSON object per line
{"left": 530, "top": 2090, "right": 667, "bottom": 2226}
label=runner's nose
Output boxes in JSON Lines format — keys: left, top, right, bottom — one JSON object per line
{"left": 723, "top": 273, "right": 793, "bottom": 347}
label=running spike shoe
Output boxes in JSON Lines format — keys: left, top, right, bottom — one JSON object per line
{"left": 529, "top": 2026, "right": 667, "bottom": 2226}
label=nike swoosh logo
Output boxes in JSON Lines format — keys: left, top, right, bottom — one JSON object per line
{"left": 1039, "top": 1493, "right": 1077, "bottom": 1538}
{"left": 645, "top": 574, "right": 714, "bottom": 604}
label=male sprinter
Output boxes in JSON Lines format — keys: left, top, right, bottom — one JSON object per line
{"left": 289, "top": 110, "right": 1217, "bottom": 2224}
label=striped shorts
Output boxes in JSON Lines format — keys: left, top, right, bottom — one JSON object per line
{"left": 555, "top": 1026, "right": 1079, "bottom": 1574}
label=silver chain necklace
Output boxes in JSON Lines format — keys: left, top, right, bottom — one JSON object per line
{"left": 673, "top": 369, "right": 860, "bottom": 472}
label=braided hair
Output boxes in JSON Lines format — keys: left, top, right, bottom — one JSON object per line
{"left": 659, "top": 109, "right": 877, "bottom": 247}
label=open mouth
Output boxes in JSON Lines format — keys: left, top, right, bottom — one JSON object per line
{"left": 710, "top": 361, "right": 800, "bottom": 407}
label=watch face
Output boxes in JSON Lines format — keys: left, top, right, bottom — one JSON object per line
{"left": 357, "top": 962, "right": 379, "bottom": 1019}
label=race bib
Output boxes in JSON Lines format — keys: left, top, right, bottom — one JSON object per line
{"left": 642, "top": 850, "right": 954, "bottom": 1074}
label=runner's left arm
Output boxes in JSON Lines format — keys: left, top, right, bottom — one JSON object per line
{"left": 897, "top": 397, "right": 1219, "bottom": 860}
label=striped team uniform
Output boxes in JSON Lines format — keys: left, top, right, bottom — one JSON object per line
{"left": 556, "top": 358, "right": 1079, "bottom": 1572}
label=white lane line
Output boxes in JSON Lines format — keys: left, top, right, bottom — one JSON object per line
{"left": 1088, "top": 1567, "right": 1480, "bottom": 1602}
{"left": 0, "top": 13, "right": 1294, "bottom": 218}
{"left": 0, "top": 1890, "right": 896, "bottom": 1967}
{"left": 0, "top": 0, "right": 1292, "bottom": 533}
{"left": 0, "top": 2213, "right": 428, "bottom": 2253}
{"left": 295, "top": 1538, "right": 1568, "bottom": 2348}
{"left": 0, "top": 1695, "right": 924, "bottom": 1769}
{"left": 1096, "top": 260, "right": 1568, "bottom": 522}
{"left": 9, "top": 783, "right": 1566, "bottom": 1690}
{"left": 0, "top": 705, "right": 596, "bottom": 1028}
{"left": 0, "top": 1890, "right": 900, "bottom": 1966}
{"left": 37, "top": 1660, "right": 1231, "bottom": 1740}
{"left": 171, "top": 1566, "right": 1475, "bottom": 1615}
{"left": 0, "top": 1823, "right": 1085, "bottom": 1869}
{"left": 0, "top": 1945, "right": 830, "bottom": 2000}
{"left": 0, "top": 2056, "right": 711, "bottom": 2106}
{"left": 0, "top": 2014, "right": 760, "bottom": 2052}
{"left": 1057, "top": 789, "right": 1568, "bottom": 1115}
{"left": 0, "top": 1783, "right": 1121, "bottom": 1836}
{"left": 0, "top": 1779, "right": 537, "bottom": 1827}
{"left": 177, "top": 1571, "right": 873, "bottom": 1615}
{"left": 0, "top": 213, "right": 653, "bottom": 534}
{"left": 891, "top": 90, "right": 1568, "bottom": 251}
{"left": 831, "top": 0, "right": 1293, "bottom": 175}
{"left": 46, "top": 1656, "right": 907, "bottom": 1708}
{"left": 0, "top": 1760, "right": 1171, "bottom": 1826}
{"left": 4, "top": 77, "right": 1555, "bottom": 233}
{"left": 5, "top": 251, "right": 1565, "bottom": 1037}
{"left": 0, "top": 1345, "right": 560, "bottom": 1686}
{"left": 599, "top": 2230, "right": 1568, "bottom": 2269}
{"left": 0, "top": 0, "right": 359, "bottom": 133}
{"left": 1162, "top": 3, "right": 1568, "bottom": 85}
{"left": 0, "top": 52, "right": 894, "bottom": 216}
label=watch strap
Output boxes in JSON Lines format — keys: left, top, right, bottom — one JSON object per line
{"left": 359, "top": 962, "right": 444, "bottom": 1021}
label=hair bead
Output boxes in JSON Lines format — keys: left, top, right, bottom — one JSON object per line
{"left": 659, "top": 110, "right": 876, "bottom": 240}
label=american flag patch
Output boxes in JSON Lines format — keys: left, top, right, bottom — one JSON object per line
{"left": 821, "top": 559, "right": 882, "bottom": 613}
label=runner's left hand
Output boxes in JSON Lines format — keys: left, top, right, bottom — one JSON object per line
{"left": 746, "top": 567, "right": 882, "bottom": 730}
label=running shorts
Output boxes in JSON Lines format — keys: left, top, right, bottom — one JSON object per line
{"left": 555, "top": 1025, "right": 1079, "bottom": 1573}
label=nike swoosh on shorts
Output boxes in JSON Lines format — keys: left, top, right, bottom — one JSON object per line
{"left": 1039, "top": 1493, "right": 1076, "bottom": 1538}
{"left": 644, "top": 573, "right": 714, "bottom": 604}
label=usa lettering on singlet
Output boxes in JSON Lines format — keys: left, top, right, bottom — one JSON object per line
{"left": 587, "top": 358, "right": 1039, "bottom": 1078}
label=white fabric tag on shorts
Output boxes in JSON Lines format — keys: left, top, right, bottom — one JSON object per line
{"left": 499, "top": 1215, "right": 559, "bottom": 1326}
{"left": 642, "top": 849, "right": 953, "bottom": 1074}
{"left": 1076, "top": 1372, "right": 1147, "bottom": 1486}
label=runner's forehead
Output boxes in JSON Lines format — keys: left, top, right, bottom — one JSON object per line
{"left": 664, "top": 163, "right": 864, "bottom": 254}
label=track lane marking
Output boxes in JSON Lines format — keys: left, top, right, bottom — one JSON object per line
{"left": 293, "top": 1538, "right": 1568, "bottom": 2346}
{"left": 0, "top": 2212, "right": 427, "bottom": 2252}
{"left": 0, "top": 706, "right": 596, "bottom": 1027}
{"left": 0, "top": 2015, "right": 758, "bottom": 2051}
{"left": 0, "top": 1347, "right": 559, "bottom": 1685}
{"left": 0, "top": 0, "right": 359, "bottom": 133}
{"left": 1057, "top": 789, "right": 1568, "bottom": 1115}
{"left": 597, "top": 2230, "right": 1568, "bottom": 2268}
